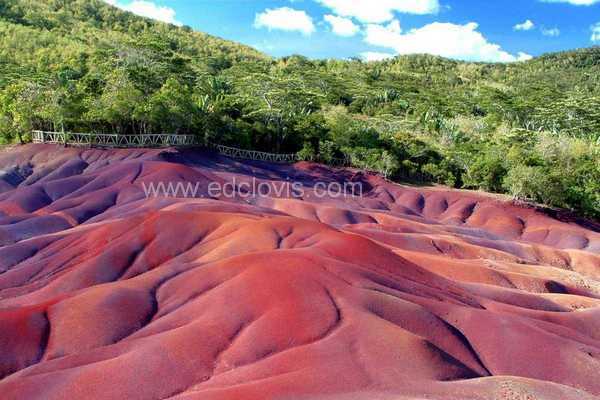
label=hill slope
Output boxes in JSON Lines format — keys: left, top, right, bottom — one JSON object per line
{"left": 0, "top": 145, "right": 599, "bottom": 399}
{"left": 0, "top": 0, "right": 598, "bottom": 218}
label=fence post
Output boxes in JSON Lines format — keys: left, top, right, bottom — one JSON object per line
{"left": 31, "top": 132, "right": 330, "bottom": 166}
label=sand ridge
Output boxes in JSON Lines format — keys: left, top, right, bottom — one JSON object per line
{"left": 0, "top": 144, "right": 598, "bottom": 400}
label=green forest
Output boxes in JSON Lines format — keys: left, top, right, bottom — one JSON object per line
{"left": 0, "top": 0, "right": 599, "bottom": 218}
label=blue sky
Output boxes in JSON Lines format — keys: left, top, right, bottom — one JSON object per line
{"left": 106, "top": 0, "right": 600, "bottom": 62}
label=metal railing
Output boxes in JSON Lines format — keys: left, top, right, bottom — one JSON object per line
{"left": 210, "top": 143, "right": 299, "bottom": 164}
{"left": 30, "top": 131, "right": 356, "bottom": 167}
{"left": 31, "top": 131, "right": 300, "bottom": 164}
{"left": 31, "top": 131, "right": 198, "bottom": 148}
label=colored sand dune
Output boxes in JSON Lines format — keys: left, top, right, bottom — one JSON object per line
{"left": 0, "top": 144, "right": 598, "bottom": 400}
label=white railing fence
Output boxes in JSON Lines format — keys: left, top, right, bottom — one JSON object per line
{"left": 32, "top": 131, "right": 197, "bottom": 148}
{"left": 31, "top": 131, "right": 303, "bottom": 164}
{"left": 209, "top": 143, "right": 299, "bottom": 164}
{"left": 31, "top": 131, "right": 355, "bottom": 167}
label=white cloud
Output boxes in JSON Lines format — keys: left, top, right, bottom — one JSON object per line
{"left": 316, "top": 0, "right": 439, "bottom": 23}
{"left": 104, "top": 1, "right": 181, "bottom": 26}
{"left": 364, "top": 21, "right": 532, "bottom": 63}
{"left": 541, "top": 27, "right": 560, "bottom": 36}
{"left": 324, "top": 14, "right": 360, "bottom": 36}
{"left": 364, "top": 19, "right": 403, "bottom": 47}
{"left": 592, "top": 22, "right": 600, "bottom": 42}
{"left": 254, "top": 7, "right": 315, "bottom": 36}
{"left": 540, "top": 0, "right": 600, "bottom": 5}
{"left": 361, "top": 52, "right": 396, "bottom": 61}
{"left": 517, "top": 52, "right": 534, "bottom": 61}
{"left": 514, "top": 20, "right": 535, "bottom": 31}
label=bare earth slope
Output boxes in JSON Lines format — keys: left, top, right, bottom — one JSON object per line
{"left": 0, "top": 144, "right": 599, "bottom": 400}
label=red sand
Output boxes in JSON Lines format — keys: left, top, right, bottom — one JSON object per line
{"left": 0, "top": 144, "right": 598, "bottom": 400}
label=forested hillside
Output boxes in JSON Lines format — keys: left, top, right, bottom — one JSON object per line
{"left": 0, "top": 0, "right": 598, "bottom": 218}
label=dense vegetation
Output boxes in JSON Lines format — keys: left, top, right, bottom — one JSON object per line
{"left": 0, "top": 0, "right": 598, "bottom": 218}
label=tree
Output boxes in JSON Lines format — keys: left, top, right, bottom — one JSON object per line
{"left": 462, "top": 149, "right": 507, "bottom": 192}
{"left": 236, "top": 71, "right": 321, "bottom": 151}
{"left": 144, "top": 77, "right": 198, "bottom": 134}
{"left": 0, "top": 81, "right": 44, "bottom": 143}
{"left": 86, "top": 69, "right": 142, "bottom": 134}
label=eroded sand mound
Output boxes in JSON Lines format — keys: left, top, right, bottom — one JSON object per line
{"left": 0, "top": 144, "right": 599, "bottom": 400}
